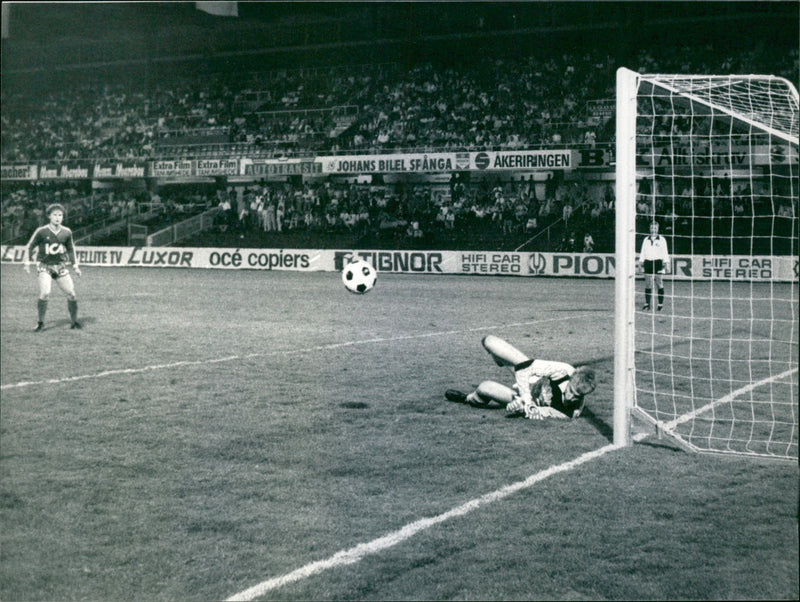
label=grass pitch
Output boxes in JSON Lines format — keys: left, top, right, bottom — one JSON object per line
{"left": 1, "top": 266, "right": 797, "bottom": 601}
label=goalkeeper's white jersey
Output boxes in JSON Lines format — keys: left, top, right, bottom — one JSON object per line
{"left": 513, "top": 359, "right": 575, "bottom": 404}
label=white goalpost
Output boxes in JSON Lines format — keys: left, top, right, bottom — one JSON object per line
{"left": 614, "top": 67, "right": 799, "bottom": 460}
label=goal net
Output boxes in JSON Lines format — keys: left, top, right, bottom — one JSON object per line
{"left": 614, "top": 68, "right": 799, "bottom": 460}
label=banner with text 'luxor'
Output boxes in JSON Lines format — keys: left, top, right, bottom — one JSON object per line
{"left": 2, "top": 246, "right": 796, "bottom": 282}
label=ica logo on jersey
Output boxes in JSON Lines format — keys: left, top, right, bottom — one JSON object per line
{"left": 45, "top": 243, "right": 66, "bottom": 256}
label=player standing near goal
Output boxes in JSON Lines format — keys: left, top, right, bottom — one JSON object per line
{"left": 639, "top": 220, "right": 669, "bottom": 311}
{"left": 23, "top": 203, "right": 82, "bottom": 331}
{"left": 445, "top": 335, "right": 596, "bottom": 420}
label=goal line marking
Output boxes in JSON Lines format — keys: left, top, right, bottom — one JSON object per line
{"left": 224, "top": 433, "right": 648, "bottom": 601}
{"left": 664, "top": 367, "right": 799, "bottom": 430}
{"left": 1, "top": 315, "right": 587, "bottom": 391}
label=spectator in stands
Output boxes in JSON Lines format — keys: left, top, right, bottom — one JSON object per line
{"left": 276, "top": 195, "right": 285, "bottom": 232}
{"left": 264, "top": 195, "right": 277, "bottom": 232}
{"left": 255, "top": 191, "right": 268, "bottom": 231}
{"left": 583, "top": 232, "right": 595, "bottom": 253}
{"left": 502, "top": 200, "right": 515, "bottom": 235}
{"left": 562, "top": 201, "right": 573, "bottom": 227}
{"left": 236, "top": 192, "right": 249, "bottom": 238}
{"left": 560, "top": 231, "right": 577, "bottom": 252}
{"left": 216, "top": 194, "right": 232, "bottom": 232}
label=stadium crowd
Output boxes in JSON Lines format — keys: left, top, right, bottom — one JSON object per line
{"left": 1, "top": 172, "right": 613, "bottom": 252}
{"left": 1, "top": 43, "right": 797, "bottom": 251}
{"left": 203, "top": 173, "right": 614, "bottom": 251}
{"left": 3, "top": 45, "right": 795, "bottom": 163}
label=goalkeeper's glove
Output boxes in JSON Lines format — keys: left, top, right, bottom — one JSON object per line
{"left": 523, "top": 402, "right": 546, "bottom": 420}
{"left": 506, "top": 396, "right": 544, "bottom": 419}
{"left": 506, "top": 395, "right": 526, "bottom": 414}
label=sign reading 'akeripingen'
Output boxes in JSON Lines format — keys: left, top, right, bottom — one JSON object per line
{"left": 317, "top": 150, "right": 578, "bottom": 174}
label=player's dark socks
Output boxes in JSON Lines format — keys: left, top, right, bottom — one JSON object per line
{"left": 644, "top": 288, "right": 652, "bottom": 308}
{"left": 34, "top": 322, "right": 44, "bottom": 332}
{"left": 68, "top": 299, "right": 78, "bottom": 324}
{"left": 658, "top": 288, "right": 664, "bottom": 306}
{"left": 37, "top": 299, "right": 48, "bottom": 322}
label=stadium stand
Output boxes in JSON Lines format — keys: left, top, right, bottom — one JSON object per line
{"left": 1, "top": 3, "right": 797, "bottom": 253}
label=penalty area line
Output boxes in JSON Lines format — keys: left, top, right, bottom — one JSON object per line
{"left": 225, "top": 434, "right": 647, "bottom": 601}
{"left": 1, "top": 315, "right": 589, "bottom": 391}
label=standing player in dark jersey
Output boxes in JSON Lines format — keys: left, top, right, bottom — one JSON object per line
{"left": 23, "top": 203, "right": 82, "bottom": 331}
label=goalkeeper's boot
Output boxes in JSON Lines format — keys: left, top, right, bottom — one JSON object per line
{"left": 657, "top": 304, "right": 663, "bottom": 311}
{"left": 642, "top": 304, "right": 650, "bottom": 311}
{"left": 445, "top": 389, "right": 468, "bottom": 404}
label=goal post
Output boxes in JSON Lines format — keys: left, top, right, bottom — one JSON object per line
{"left": 614, "top": 67, "right": 799, "bottom": 460}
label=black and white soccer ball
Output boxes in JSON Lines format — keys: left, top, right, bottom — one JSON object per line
{"left": 342, "top": 259, "right": 377, "bottom": 294}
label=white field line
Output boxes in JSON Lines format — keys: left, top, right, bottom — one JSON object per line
{"left": 1, "top": 315, "right": 588, "bottom": 391}
{"left": 225, "top": 432, "right": 648, "bottom": 601}
{"left": 664, "top": 367, "right": 799, "bottom": 430}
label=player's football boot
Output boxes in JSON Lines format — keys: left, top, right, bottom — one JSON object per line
{"left": 70, "top": 322, "right": 82, "bottom": 330}
{"left": 34, "top": 322, "right": 44, "bottom": 332}
{"left": 642, "top": 304, "right": 650, "bottom": 311}
{"left": 445, "top": 389, "right": 468, "bottom": 404}
{"left": 657, "top": 304, "right": 663, "bottom": 311}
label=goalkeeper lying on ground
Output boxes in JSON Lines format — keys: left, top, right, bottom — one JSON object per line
{"left": 445, "top": 335, "right": 596, "bottom": 420}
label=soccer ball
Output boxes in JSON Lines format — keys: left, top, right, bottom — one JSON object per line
{"left": 342, "top": 259, "right": 377, "bottom": 294}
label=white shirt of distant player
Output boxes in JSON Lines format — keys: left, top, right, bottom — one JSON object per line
{"left": 639, "top": 234, "right": 669, "bottom": 263}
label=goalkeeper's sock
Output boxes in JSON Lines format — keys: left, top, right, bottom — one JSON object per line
{"left": 466, "top": 391, "right": 492, "bottom": 407}
{"left": 658, "top": 288, "right": 664, "bottom": 306}
{"left": 37, "top": 299, "right": 48, "bottom": 323}
{"left": 644, "top": 288, "right": 652, "bottom": 307}
{"left": 68, "top": 299, "right": 78, "bottom": 323}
